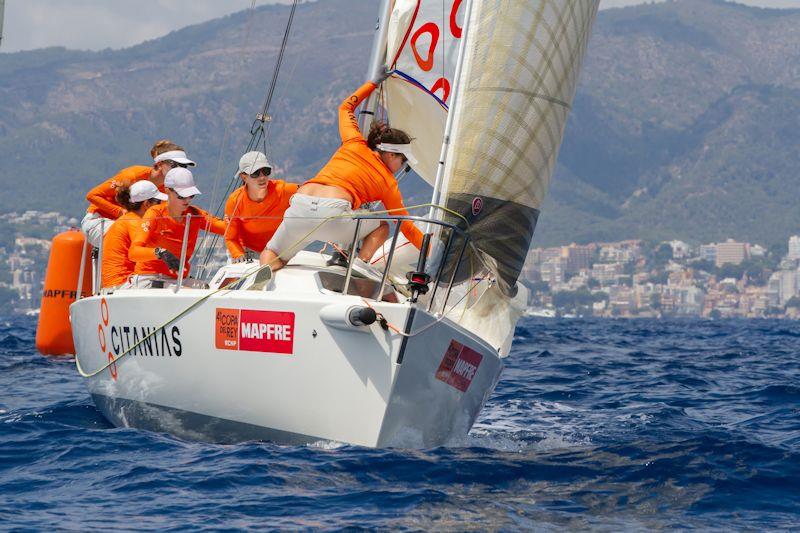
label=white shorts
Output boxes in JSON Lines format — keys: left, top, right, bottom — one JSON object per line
{"left": 266, "top": 194, "right": 382, "bottom": 260}
{"left": 81, "top": 212, "right": 114, "bottom": 248}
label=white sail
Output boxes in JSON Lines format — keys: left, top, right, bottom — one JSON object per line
{"left": 382, "top": 0, "right": 466, "bottom": 185}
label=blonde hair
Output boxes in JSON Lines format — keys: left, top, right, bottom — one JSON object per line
{"left": 150, "top": 139, "right": 184, "bottom": 159}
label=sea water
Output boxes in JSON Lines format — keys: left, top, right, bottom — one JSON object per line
{"left": 1, "top": 315, "right": 798, "bottom": 529}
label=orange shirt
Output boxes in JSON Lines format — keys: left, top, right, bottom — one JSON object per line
{"left": 129, "top": 204, "right": 227, "bottom": 278}
{"left": 224, "top": 180, "right": 298, "bottom": 258}
{"left": 86, "top": 165, "right": 158, "bottom": 220}
{"left": 101, "top": 211, "right": 143, "bottom": 288}
{"left": 307, "top": 82, "right": 424, "bottom": 249}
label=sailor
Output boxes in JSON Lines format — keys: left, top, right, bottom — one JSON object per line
{"left": 224, "top": 151, "right": 298, "bottom": 262}
{"left": 100, "top": 181, "right": 167, "bottom": 290}
{"left": 260, "top": 77, "right": 423, "bottom": 271}
{"left": 127, "top": 168, "right": 226, "bottom": 289}
{"left": 81, "top": 140, "right": 195, "bottom": 247}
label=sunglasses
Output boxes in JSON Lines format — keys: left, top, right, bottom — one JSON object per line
{"left": 169, "top": 161, "right": 190, "bottom": 169}
{"left": 248, "top": 167, "right": 272, "bottom": 178}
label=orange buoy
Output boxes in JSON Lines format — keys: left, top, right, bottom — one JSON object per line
{"left": 36, "top": 229, "right": 93, "bottom": 356}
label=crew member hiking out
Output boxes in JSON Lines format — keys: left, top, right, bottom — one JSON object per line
{"left": 224, "top": 151, "right": 298, "bottom": 262}
{"left": 260, "top": 77, "right": 423, "bottom": 272}
{"left": 80, "top": 140, "right": 195, "bottom": 247}
{"left": 101, "top": 181, "right": 167, "bottom": 289}
{"left": 127, "top": 168, "right": 226, "bottom": 289}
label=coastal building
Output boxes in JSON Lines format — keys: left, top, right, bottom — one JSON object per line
{"left": 562, "top": 243, "right": 595, "bottom": 274}
{"left": 715, "top": 239, "right": 748, "bottom": 267}
{"left": 667, "top": 240, "right": 691, "bottom": 259}
{"left": 788, "top": 236, "right": 800, "bottom": 261}
{"left": 699, "top": 244, "right": 717, "bottom": 264}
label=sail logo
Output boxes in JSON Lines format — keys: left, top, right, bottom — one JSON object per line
{"left": 471, "top": 197, "right": 483, "bottom": 216}
{"left": 435, "top": 339, "right": 483, "bottom": 392}
{"left": 215, "top": 308, "right": 295, "bottom": 355}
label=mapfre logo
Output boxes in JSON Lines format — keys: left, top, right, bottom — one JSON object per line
{"left": 435, "top": 339, "right": 483, "bottom": 392}
{"left": 215, "top": 308, "right": 295, "bottom": 355}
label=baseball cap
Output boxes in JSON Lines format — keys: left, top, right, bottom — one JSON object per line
{"left": 164, "top": 167, "right": 202, "bottom": 198}
{"left": 130, "top": 180, "right": 168, "bottom": 203}
{"left": 238, "top": 151, "right": 272, "bottom": 175}
{"left": 153, "top": 149, "right": 196, "bottom": 167}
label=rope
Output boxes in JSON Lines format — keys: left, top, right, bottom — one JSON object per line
{"left": 196, "top": 0, "right": 299, "bottom": 277}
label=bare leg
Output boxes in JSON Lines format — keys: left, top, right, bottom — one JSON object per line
{"left": 260, "top": 248, "right": 286, "bottom": 271}
{"left": 358, "top": 222, "right": 389, "bottom": 261}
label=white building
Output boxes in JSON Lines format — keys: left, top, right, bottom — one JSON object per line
{"left": 667, "top": 240, "right": 691, "bottom": 259}
{"left": 788, "top": 236, "right": 800, "bottom": 261}
{"left": 699, "top": 244, "right": 717, "bottom": 264}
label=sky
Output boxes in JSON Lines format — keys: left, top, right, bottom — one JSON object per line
{"left": 1, "top": 0, "right": 798, "bottom": 53}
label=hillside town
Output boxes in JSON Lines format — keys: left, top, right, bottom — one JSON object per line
{"left": 3, "top": 210, "right": 800, "bottom": 319}
{"left": 522, "top": 237, "right": 800, "bottom": 319}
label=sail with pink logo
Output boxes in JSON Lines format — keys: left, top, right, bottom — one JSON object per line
{"left": 380, "top": 0, "right": 465, "bottom": 186}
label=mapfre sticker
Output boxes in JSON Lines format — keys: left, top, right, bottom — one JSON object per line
{"left": 435, "top": 340, "right": 483, "bottom": 392}
{"left": 215, "top": 308, "right": 295, "bottom": 355}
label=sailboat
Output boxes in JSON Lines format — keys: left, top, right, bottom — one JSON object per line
{"left": 71, "top": 0, "right": 599, "bottom": 447}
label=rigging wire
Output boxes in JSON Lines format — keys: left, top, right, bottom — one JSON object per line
{"left": 195, "top": 0, "right": 299, "bottom": 277}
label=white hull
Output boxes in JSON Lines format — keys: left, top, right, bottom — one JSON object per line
{"left": 71, "top": 257, "right": 503, "bottom": 447}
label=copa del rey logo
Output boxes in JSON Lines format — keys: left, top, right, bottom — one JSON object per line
{"left": 215, "top": 308, "right": 295, "bottom": 354}
{"left": 435, "top": 340, "right": 483, "bottom": 392}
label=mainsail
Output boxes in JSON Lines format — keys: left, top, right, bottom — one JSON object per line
{"left": 440, "top": 0, "right": 599, "bottom": 294}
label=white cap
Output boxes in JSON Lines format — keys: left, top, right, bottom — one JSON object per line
{"left": 129, "top": 180, "right": 168, "bottom": 203}
{"left": 376, "top": 143, "right": 418, "bottom": 166}
{"left": 164, "top": 167, "right": 202, "bottom": 198}
{"left": 153, "top": 150, "right": 196, "bottom": 167}
{"left": 239, "top": 151, "right": 272, "bottom": 175}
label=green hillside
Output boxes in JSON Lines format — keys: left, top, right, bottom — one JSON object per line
{"left": 0, "top": 0, "right": 798, "bottom": 247}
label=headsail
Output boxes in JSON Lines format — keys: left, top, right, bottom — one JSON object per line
{"left": 382, "top": 0, "right": 465, "bottom": 185}
{"left": 438, "top": 0, "right": 599, "bottom": 294}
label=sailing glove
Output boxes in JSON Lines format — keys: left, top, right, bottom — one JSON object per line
{"left": 155, "top": 247, "right": 180, "bottom": 271}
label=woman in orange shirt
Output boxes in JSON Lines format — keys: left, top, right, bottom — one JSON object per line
{"left": 101, "top": 181, "right": 168, "bottom": 289}
{"left": 260, "top": 79, "right": 423, "bottom": 271}
{"left": 81, "top": 139, "right": 195, "bottom": 247}
{"left": 224, "top": 151, "right": 298, "bottom": 262}
{"left": 128, "top": 168, "right": 226, "bottom": 288}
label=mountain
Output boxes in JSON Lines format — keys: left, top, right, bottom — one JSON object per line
{"left": 0, "top": 0, "right": 798, "bottom": 247}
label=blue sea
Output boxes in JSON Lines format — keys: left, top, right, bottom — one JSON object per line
{"left": 1, "top": 315, "right": 798, "bottom": 530}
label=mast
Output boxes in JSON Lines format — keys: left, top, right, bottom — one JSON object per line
{"left": 359, "top": 0, "right": 393, "bottom": 133}
{"left": 0, "top": 0, "right": 5, "bottom": 50}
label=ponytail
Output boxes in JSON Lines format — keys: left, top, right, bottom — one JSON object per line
{"left": 115, "top": 185, "right": 144, "bottom": 212}
{"left": 150, "top": 139, "right": 184, "bottom": 159}
{"left": 367, "top": 121, "right": 412, "bottom": 150}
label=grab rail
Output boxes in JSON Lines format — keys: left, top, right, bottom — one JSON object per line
{"left": 336, "top": 213, "right": 471, "bottom": 312}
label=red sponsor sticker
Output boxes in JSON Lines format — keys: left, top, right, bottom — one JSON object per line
{"left": 215, "top": 308, "right": 240, "bottom": 350}
{"left": 215, "top": 308, "right": 295, "bottom": 355}
{"left": 435, "top": 339, "right": 483, "bottom": 392}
